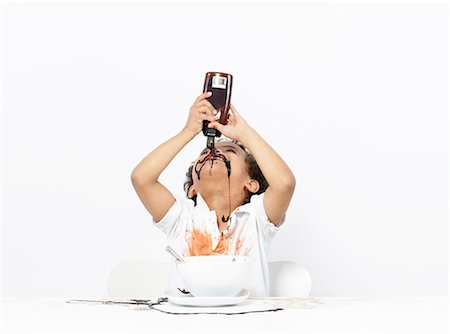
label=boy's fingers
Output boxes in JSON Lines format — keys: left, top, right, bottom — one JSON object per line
{"left": 203, "top": 115, "right": 216, "bottom": 123}
{"left": 197, "top": 107, "right": 215, "bottom": 121}
{"left": 198, "top": 100, "right": 217, "bottom": 113}
{"left": 208, "top": 121, "right": 225, "bottom": 132}
{"left": 195, "top": 91, "right": 212, "bottom": 103}
{"left": 229, "top": 103, "right": 240, "bottom": 117}
{"left": 197, "top": 106, "right": 215, "bottom": 116}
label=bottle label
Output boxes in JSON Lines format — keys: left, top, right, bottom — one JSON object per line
{"left": 212, "top": 76, "right": 227, "bottom": 89}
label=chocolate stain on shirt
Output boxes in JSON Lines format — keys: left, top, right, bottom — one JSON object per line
{"left": 186, "top": 227, "right": 244, "bottom": 256}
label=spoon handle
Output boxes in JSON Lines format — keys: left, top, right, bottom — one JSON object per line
{"left": 165, "top": 246, "right": 186, "bottom": 263}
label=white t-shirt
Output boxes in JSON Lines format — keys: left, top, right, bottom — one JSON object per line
{"left": 153, "top": 192, "right": 284, "bottom": 297}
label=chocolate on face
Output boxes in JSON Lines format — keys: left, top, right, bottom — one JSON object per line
{"left": 192, "top": 142, "right": 248, "bottom": 223}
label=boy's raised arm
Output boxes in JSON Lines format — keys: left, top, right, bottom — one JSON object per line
{"left": 131, "top": 92, "right": 217, "bottom": 222}
{"left": 208, "top": 104, "right": 296, "bottom": 226}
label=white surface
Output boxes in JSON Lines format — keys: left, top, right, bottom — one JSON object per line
{"left": 2, "top": 1, "right": 448, "bottom": 298}
{"left": 166, "top": 288, "right": 250, "bottom": 307}
{"left": 1, "top": 298, "right": 448, "bottom": 333}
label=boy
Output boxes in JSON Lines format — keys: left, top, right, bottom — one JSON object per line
{"left": 131, "top": 91, "right": 295, "bottom": 297}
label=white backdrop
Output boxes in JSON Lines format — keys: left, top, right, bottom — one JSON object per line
{"left": 2, "top": 1, "right": 448, "bottom": 298}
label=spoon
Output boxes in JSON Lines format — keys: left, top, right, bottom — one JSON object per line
{"left": 165, "top": 245, "right": 186, "bottom": 263}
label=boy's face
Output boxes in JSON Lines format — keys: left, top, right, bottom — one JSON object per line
{"left": 189, "top": 142, "right": 259, "bottom": 201}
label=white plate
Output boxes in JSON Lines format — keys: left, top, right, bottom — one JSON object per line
{"left": 165, "top": 289, "right": 250, "bottom": 307}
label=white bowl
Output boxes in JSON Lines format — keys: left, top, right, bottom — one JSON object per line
{"left": 177, "top": 255, "right": 251, "bottom": 297}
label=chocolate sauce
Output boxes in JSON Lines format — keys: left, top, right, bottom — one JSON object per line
{"left": 194, "top": 150, "right": 231, "bottom": 180}
{"left": 222, "top": 159, "right": 232, "bottom": 222}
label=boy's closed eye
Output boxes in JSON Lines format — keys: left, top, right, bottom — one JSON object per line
{"left": 219, "top": 145, "right": 237, "bottom": 153}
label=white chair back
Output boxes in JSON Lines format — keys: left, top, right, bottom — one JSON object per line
{"left": 106, "top": 259, "right": 168, "bottom": 298}
{"left": 268, "top": 261, "right": 312, "bottom": 297}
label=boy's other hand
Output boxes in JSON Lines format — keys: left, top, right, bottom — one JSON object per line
{"left": 207, "top": 104, "right": 249, "bottom": 142}
{"left": 183, "top": 92, "right": 217, "bottom": 136}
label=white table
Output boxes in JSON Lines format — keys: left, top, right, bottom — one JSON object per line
{"left": 1, "top": 297, "right": 448, "bottom": 333}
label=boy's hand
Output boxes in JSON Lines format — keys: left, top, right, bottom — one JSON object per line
{"left": 207, "top": 104, "right": 249, "bottom": 142}
{"left": 183, "top": 92, "right": 217, "bottom": 136}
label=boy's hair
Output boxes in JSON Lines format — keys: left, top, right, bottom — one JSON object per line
{"left": 183, "top": 139, "right": 268, "bottom": 205}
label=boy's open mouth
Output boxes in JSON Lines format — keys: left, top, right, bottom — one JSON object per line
{"left": 205, "top": 152, "right": 227, "bottom": 162}
{"left": 194, "top": 150, "right": 231, "bottom": 180}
